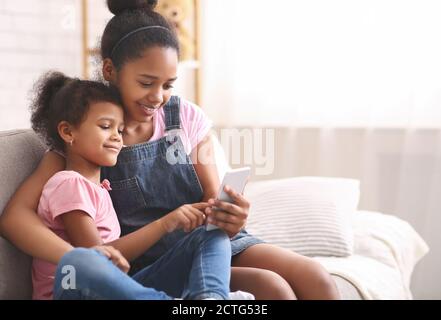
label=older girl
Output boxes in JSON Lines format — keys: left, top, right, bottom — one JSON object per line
{"left": 1, "top": 0, "right": 339, "bottom": 299}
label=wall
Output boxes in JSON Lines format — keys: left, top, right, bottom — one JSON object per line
{"left": 0, "top": 0, "right": 196, "bottom": 132}
{"left": 0, "top": 0, "right": 82, "bottom": 131}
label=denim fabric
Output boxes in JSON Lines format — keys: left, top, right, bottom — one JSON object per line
{"left": 230, "top": 229, "right": 265, "bottom": 256}
{"left": 53, "top": 227, "right": 231, "bottom": 300}
{"left": 101, "top": 96, "right": 263, "bottom": 274}
{"left": 53, "top": 248, "right": 173, "bottom": 300}
{"left": 132, "top": 227, "right": 231, "bottom": 300}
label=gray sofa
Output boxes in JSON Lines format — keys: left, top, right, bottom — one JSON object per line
{"left": 0, "top": 129, "right": 362, "bottom": 300}
{"left": 0, "top": 130, "right": 46, "bottom": 299}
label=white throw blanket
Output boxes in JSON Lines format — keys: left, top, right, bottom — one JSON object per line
{"left": 314, "top": 211, "right": 429, "bottom": 299}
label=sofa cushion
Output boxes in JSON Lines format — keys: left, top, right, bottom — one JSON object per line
{"left": 245, "top": 177, "right": 359, "bottom": 257}
{"left": 0, "top": 130, "right": 46, "bottom": 299}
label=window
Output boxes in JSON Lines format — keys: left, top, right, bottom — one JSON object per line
{"left": 200, "top": 0, "right": 441, "bottom": 128}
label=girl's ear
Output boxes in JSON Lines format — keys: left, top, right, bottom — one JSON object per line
{"left": 103, "top": 58, "right": 117, "bottom": 83}
{"left": 58, "top": 121, "right": 75, "bottom": 145}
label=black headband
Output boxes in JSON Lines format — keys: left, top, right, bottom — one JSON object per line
{"left": 110, "top": 26, "right": 171, "bottom": 57}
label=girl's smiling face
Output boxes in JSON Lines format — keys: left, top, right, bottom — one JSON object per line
{"left": 67, "top": 102, "right": 125, "bottom": 167}
{"left": 105, "top": 46, "right": 178, "bottom": 123}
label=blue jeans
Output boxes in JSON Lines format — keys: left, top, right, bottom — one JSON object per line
{"left": 53, "top": 227, "right": 231, "bottom": 300}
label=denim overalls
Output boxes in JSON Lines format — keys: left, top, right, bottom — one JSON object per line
{"left": 101, "top": 96, "right": 263, "bottom": 275}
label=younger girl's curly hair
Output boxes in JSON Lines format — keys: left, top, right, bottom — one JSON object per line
{"left": 30, "top": 71, "right": 122, "bottom": 152}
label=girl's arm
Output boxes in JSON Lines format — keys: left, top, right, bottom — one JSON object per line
{"left": 0, "top": 152, "right": 73, "bottom": 264}
{"left": 61, "top": 204, "right": 207, "bottom": 262}
{"left": 191, "top": 134, "right": 221, "bottom": 201}
{"left": 61, "top": 210, "right": 165, "bottom": 262}
{"left": 191, "top": 134, "right": 250, "bottom": 238}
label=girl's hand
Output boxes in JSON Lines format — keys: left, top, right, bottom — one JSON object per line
{"left": 92, "top": 245, "right": 130, "bottom": 274}
{"left": 160, "top": 203, "right": 208, "bottom": 233}
{"left": 205, "top": 185, "right": 250, "bottom": 238}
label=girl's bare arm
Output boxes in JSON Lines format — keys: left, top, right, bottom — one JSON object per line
{"left": 0, "top": 152, "right": 72, "bottom": 264}
{"left": 60, "top": 209, "right": 167, "bottom": 262}
{"left": 191, "top": 134, "right": 221, "bottom": 201}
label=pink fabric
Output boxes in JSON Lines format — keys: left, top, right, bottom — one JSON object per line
{"left": 148, "top": 98, "right": 213, "bottom": 154}
{"left": 32, "top": 171, "right": 121, "bottom": 300}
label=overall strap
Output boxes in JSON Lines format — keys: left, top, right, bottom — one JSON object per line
{"left": 164, "top": 96, "right": 181, "bottom": 132}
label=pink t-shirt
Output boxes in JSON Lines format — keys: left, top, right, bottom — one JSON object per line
{"left": 149, "top": 98, "right": 213, "bottom": 154}
{"left": 32, "top": 171, "right": 121, "bottom": 300}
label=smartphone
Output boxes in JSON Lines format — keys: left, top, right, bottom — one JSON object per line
{"left": 206, "top": 167, "right": 251, "bottom": 231}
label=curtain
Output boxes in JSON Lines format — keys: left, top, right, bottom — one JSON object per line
{"left": 201, "top": 0, "right": 441, "bottom": 299}
{"left": 200, "top": 0, "right": 441, "bottom": 127}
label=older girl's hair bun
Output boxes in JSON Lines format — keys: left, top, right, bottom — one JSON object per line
{"left": 107, "top": 0, "right": 158, "bottom": 15}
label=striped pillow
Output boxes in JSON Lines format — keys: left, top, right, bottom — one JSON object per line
{"left": 244, "top": 177, "right": 359, "bottom": 257}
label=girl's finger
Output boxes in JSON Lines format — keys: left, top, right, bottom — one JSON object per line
{"left": 210, "top": 208, "right": 238, "bottom": 225}
{"left": 191, "top": 202, "right": 210, "bottom": 210}
{"left": 224, "top": 185, "right": 250, "bottom": 209}
{"left": 196, "top": 208, "right": 206, "bottom": 227}
{"left": 189, "top": 206, "right": 206, "bottom": 228}
{"left": 211, "top": 200, "right": 242, "bottom": 216}
{"left": 187, "top": 207, "right": 200, "bottom": 230}
{"left": 118, "top": 258, "right": 130, "bottom": 274}
{"left": 180, "top": 210, "right": 192, "bottom": 232}
{"left": 102, "top": 246, "right": 130, "bottom": 273}
{"left": 94, "top": 246, "right": 111, "bottom": 258}
{"left": 207, "top": 218, "right": 238, "bottom": 237}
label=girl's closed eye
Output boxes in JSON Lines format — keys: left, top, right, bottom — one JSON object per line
{"left": 139, "top": 82, "right": 174, "bottom": 90}
{"left": 139, "top": 82, "right": 152, "bottom": 88}
{"left": 164, "top": 83, "right": 174, "bottom": 90}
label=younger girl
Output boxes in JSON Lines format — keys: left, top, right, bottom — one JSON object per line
{"left": 30, "top": 71, "right": 235, "bottom": 300}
